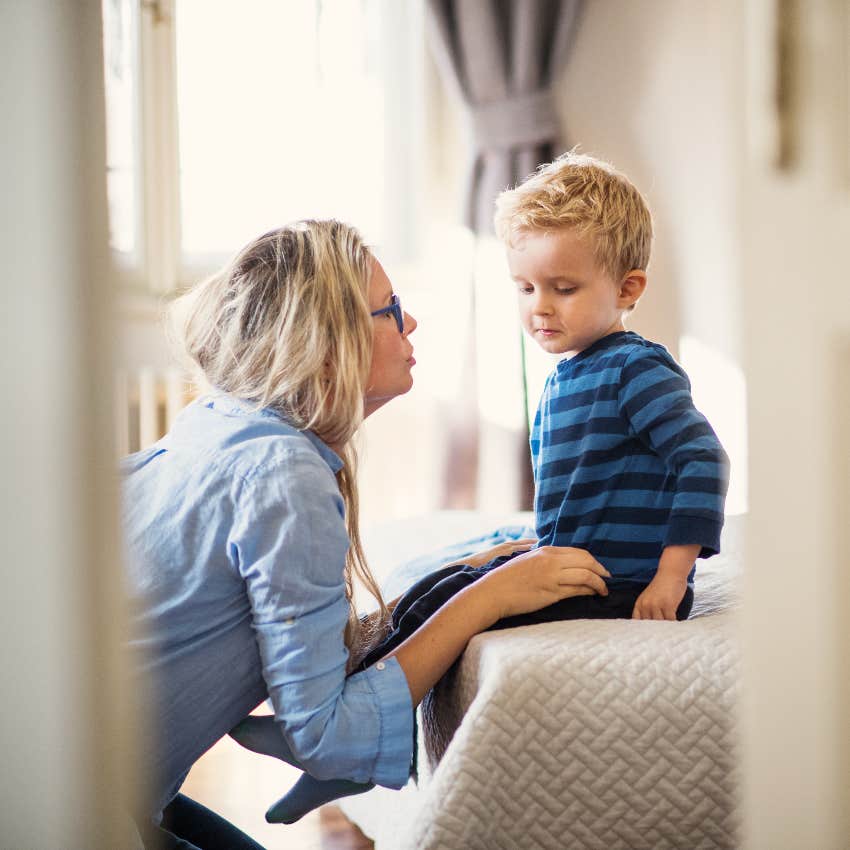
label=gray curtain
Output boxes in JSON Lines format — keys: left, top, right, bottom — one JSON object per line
{"left": 427, "top": 0, "right": 584, "bottom": 234}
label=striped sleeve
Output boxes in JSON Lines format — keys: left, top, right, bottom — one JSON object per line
{"left": 617, "top": 350, "right": 730, "bottom": 557}
{"left": 529, "top": 370, "right": 555, "bottom": 483}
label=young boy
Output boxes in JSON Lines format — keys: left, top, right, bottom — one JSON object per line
{"left": 494, "top": 150, "right": 729, "bottom": 621}
{"left": 232, "top": 152, "right": 730, "bottom": 821}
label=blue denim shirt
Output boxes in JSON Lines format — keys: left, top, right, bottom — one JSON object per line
{"left": 122, "top": 395, "right": 413, "bottom": 818}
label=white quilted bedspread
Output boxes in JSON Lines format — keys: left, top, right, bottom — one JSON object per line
{"left": 340, "top": 512, "right": 742, "bottom": 850}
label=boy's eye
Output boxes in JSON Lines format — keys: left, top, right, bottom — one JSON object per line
{"left": 556, "top": 287, "right": 577, "bottom": 295}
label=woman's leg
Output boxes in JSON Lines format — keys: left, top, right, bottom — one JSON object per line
{"left": 233, "top": 563, "right": 499, "bottom": 824}
{"left": 159, "top": 794, "right": 266, "bottom": 850}
{"left": 134, "top": 815, "right": 202, "bottom": 850}
{"left": 234, "top": 566, "right": 483, "bottom": 824}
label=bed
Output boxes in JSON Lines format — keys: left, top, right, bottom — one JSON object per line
{"left": 339, "top": 510, "right": 743, "bottom": 850}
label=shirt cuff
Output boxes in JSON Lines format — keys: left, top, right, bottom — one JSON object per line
{"left": 359, "top": 655, "right": 414, "bottom": 789}
{"left": 665, "top": 514, "right": 723, "bottom": 558}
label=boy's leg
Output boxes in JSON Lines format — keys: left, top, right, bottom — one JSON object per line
{"left": 488, "top": 581, "right": 643, "bottom": 630}
{"left": 675, "top": 586, "right": 695, "bottom": 620}
{"left": 488, "top": 582, "right": 696, "bottom": 629}
{"left": 356, "top": 562, "right": 492, "bottom": 672}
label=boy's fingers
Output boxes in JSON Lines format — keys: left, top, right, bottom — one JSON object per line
{"left": 633, "top": 596, "right": 649, "bottom": 619}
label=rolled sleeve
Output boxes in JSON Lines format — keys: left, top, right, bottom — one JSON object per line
{"left": 229, "top": 445, "right": 414, "bottom": 787}
{"left": 357, "top": 656, "right": 414, "bottom": 788}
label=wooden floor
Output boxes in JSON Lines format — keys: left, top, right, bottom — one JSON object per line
{"left": 180, "top": 732, "right": 374, "bottom": 849}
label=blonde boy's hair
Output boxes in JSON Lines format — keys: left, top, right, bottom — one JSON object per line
{"left": 494, "top": 150, "right": 653, "bottom": 280}
{"left": 171, "top": 220, "right": 389, "bottom": 667}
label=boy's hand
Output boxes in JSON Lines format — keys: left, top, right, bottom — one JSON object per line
{"left": 632, "top": 573, "right": 688, "bottom": 620}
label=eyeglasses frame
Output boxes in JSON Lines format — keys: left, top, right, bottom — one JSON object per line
{"left": 370, "top": 293, "right": 404, "bottom": 334}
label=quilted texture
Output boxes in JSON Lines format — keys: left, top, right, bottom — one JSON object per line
{"left": 412, "top": 615, "right": 740, "bottom": 850}
{"left": 340, "top": 512, "right": 742, "bottom": 850}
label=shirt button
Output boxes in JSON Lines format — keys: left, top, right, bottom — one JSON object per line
{"left": 285, "top": 617, "right": 295, "bottom": 625}
{"left": 375, "top": 661, "right": 386, "bottom": 671}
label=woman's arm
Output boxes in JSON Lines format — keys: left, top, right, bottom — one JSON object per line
{"left": 232, "top": 451, "right": 416, "bottom": 788}
{"left": 385, "top": 545, "right": 610, "bottom": 706}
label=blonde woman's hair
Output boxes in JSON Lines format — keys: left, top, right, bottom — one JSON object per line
{"left": 172, "top": 219, "right": 390, "bottom": 667}
{"left": 494, "top": 150, "right": 653, "bottom": 282}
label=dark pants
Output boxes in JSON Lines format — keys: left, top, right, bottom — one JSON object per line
{"left": 358, "top": 554, "right": 694, "bottom": 671}
{"left": 136, "top": 794, "right": 266, "bottom": 850}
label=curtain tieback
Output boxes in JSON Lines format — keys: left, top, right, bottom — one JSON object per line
{"left": 470, "top": 88, "right": 560, "bottom": 152}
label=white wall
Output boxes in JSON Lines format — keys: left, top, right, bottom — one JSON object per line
{"left": 0, "top": 3, "right": 136, "bottom": 847}
{"left": 739, "top": 1, "right": 850, "bottom": 845}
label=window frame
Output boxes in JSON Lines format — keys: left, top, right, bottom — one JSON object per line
{"left": 112, "top": 0, "right": 424, "bottom": 305}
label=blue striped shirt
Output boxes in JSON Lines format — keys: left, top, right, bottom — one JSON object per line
{"left": 530, "top": 331, "right": 729, "bottom": 585}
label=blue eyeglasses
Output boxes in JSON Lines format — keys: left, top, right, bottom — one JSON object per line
{"left": 370, "top": 293, "right": 404, "bottom": 334}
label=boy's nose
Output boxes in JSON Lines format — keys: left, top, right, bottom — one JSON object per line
{"left": 531, "top": 294, "right": 553, "bottom": 315}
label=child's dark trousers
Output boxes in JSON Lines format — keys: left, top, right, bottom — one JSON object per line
{"left": 357, "top": 553, "right": 694, "bottom": 672}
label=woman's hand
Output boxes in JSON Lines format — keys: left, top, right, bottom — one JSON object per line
{"left": 442, "top": 538, "right": 537, "bottom": 570}
{"left": 476, "top": 546, "right": 610, "bottom": 621}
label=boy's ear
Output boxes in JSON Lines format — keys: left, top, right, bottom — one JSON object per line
{"left": 617, "top": 270, "right": 647, "bottom": 309}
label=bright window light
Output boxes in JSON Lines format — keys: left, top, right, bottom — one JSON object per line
{"left": 102, "top": 0, "right": 139, "bottom": 257}
{"left": 175, "top": 0, "right": 388, "bottom": 260}
{"left": 680, "top": 334, "right": 748, "bottom": 515}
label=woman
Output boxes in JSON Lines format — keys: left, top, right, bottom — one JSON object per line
{"left": 123, "top": 220, "right": 609, "bottom": 849}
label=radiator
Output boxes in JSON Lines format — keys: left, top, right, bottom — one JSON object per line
{"left": 115, "top": 367, "right": 192, "bottom": 455}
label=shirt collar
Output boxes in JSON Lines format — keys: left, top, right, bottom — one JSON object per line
{"left": 203, "top": 393, "right": 344, "bottom": 473}
{"left": 557, "top": 331, "right": 640, "bottom": 373}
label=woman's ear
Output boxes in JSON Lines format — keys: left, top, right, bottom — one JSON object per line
{"left": 618, "top": 270, "right": 647, "bottom": 310}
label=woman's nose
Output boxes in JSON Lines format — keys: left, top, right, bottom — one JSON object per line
{"left": 403, "top": 310, "right": 417, "bottom": 335}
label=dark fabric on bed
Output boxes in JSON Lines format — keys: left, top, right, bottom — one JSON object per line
{"left": 357, "top": 553, "right": 693, "bottom": 671}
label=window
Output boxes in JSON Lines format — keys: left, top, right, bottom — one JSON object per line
{"left": 102, "top": 0, "right": 424, "bottom": 295}
{"left": 102, "top": 0, "right": 142, "bottom": 266}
